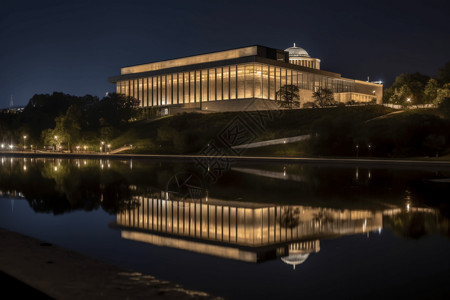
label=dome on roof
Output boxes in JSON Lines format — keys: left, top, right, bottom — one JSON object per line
{"left": 285, "top": 43, "right": 310, "bottom": 58}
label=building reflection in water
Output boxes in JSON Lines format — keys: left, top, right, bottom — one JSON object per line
{"left": 113, "top": 193, "right": 384, "bottom": 269}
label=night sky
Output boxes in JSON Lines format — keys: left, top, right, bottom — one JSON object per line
{"left": 1, "top": 0, "right": 449, "bottom": 108}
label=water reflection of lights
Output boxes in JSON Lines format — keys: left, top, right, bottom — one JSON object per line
{"left": 404, "top": 190, "right": 412, "bottom": 212}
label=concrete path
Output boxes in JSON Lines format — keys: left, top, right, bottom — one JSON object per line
{"left": 0, "top": 228, "right": 220, "bottom": 300}
{"left": 1, "top": 151, "right": 450, "bottom": 169}
{"left": 232, "top": 134, "right": 311, "bottom": 149}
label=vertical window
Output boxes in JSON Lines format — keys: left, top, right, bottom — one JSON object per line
{"left": 216, "top": 67, "right": 222, "bottom": 101}
{"left": 262, "top": 65, "right": 269, "bottom": 99}
{"left": 143, "top": 78, "right": 148, "bottom": 107}
{"left": 209, "top": 69, "right": 215, "bottom": 101}
{"left": 254, "top": 64, "right": 262, "bottom": 99}
{"left": 244, "top": 64, "right": 253, "bottom": 99}
{"left": 184, "top": 72, "right": 189, "bottom": 104}
{"left": 269, "top": 66, "right": 275, "bottom": 100}
{"left": 201, "top": 69, "right": 208, "bottom": 102}
{"left": 190, "top": 72, "right": 195, "bottom": 103}
{"left": 292, "top": 71, "right": 298, "bottom": 91}
{"left": 230, "top": 66, "right": 236, "bottom": 99}
{"left": 152, "top": 77, "right": 157, "bottom": 106}
{"left": 237, "top": 65, "right": 245, "bottom": 99}
{"left": 287, "top": 69, "right": 291, "bottom": 87}
{"left": 172, "top": 74, "right": 178, "bottom": 104}
{"left": 178, "top": 73, "right": 183, "bottom": 104}
{"left": 196, "top": 71, "right": 201, "bottom": 103}
{"left": 138, "top": 78, "right": 143, "bottom": 106}
{"left": 281, "top": 68, "right": 286, "bottom": 93}
{"left": 167, "top": 75, "right": 172, "bottom": 105}
{"left": 130, "top": 80, "right": 135, "bottom": 99}
{"left": 161, "top": 76, "right": 166, "bottom": 105}
{"left": 275, "top": 68, "right": 280, "bottom": 100}
{"left": 125, "top": 81, "right": 129, "bottom": 97}
{"left": 223, "top": 66, "right": 229, "bottom": 100}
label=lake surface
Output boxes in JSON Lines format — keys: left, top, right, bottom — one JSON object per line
{"left": 1, "top": 156, "right": 449, "bottom": 299}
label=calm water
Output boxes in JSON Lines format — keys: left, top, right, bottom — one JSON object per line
{"left": 1, "top": 157, "right": 449, "bottom": 299}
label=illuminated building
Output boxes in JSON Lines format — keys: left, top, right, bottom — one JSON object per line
{"left": 109, "top": 44, "right": 383, "bottom": 114}
{"left": 113, "top": 193, "right": 382, "bottom": 266}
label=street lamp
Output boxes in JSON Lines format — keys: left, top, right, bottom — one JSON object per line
{"left": 368, "top": 144, "right": 372, "bottom": 156}
{"left": 23, "top": 135, "right": 27, "bottom": 150}
{"left": 356, "top": 145, "right": 359, "bottom": 158}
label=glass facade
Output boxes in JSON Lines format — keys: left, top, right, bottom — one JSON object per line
{"left": 116, "top": 63, "right": 355, "bottom": 107}
{"left": 117, "top": 195, "right": 382, "bottom": 247}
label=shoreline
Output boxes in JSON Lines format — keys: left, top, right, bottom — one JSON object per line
{"left": 0, "top": 227, "right": 219, "bottom": 300}
{"left": 1, "top": 150, "right": 450, "bottom": 169}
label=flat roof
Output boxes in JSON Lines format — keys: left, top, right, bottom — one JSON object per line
{"left": 121, "top": 45, "right": 260, "bottom": 75}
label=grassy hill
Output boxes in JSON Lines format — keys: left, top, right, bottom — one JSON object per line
{"left": 111, "top": 105, "right": 395, "bottom": 155}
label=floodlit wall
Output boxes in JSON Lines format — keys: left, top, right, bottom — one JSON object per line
{"left": 115, "top": 62, "right": 357, "bottom": 108}
{"left": 116, "top": 195, "right": 382, "bottom": 247}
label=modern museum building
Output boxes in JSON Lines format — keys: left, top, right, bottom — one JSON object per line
{"left": 109, "top": 44, "right": 382, "bottom": 114}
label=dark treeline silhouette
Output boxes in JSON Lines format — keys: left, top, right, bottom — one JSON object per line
{"left": 383, "top": 61, "right": 450, "bottom": 105}
{"left": 0, "top": 92, "right": 140, "bottom": 151}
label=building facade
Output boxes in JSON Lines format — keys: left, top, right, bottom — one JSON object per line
{"left": 109, "top": 45, "right": 382, "bottom": 113}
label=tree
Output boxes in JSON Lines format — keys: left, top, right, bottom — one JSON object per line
{"left": 436, "top": 84, "right": 450, "bottom": 105}
{"left": 384, "top": 73, "right": 430, "bottom": 104}
{"left": 276, "top": 85, "right": 300, "bottom": 109}
{"left": 438, "top": 97, "right": 450, "bottom": 119}
{"left": 97, "top": 93, "right": 140, "bottom": 127}
{"left": 437, "top": 61, "right": 450, "bottom": 85}
{"left": 424, "top": 78, "right": 439, "bottom": 104}
{"left": 390, "top": 84, "right": 413, "bottom": 106}
{"left": 41, "top": 105, "right": 82, "bottom": 152}
{"left": 312, "top": 88, "right": 335, "bottom": 107}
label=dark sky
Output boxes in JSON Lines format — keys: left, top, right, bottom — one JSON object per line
{"left": 1, "top": 0, "right": 449, "bottom": 108}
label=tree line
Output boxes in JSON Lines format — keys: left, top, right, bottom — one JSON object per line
{"left": 0, "top": 92, "right": 143, "bottom": 151}
{"left": 384, "top": 61, "right": 450, "bottom": 106}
